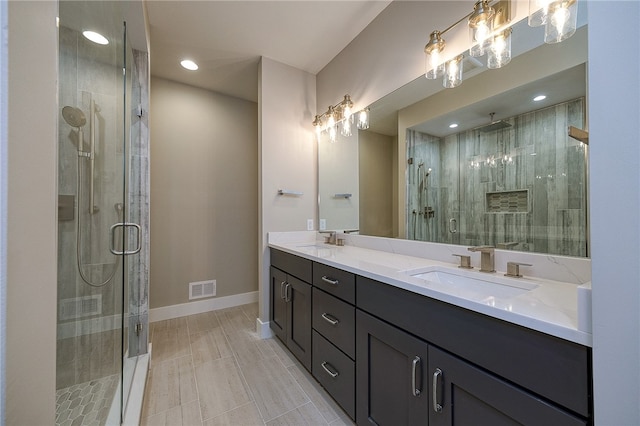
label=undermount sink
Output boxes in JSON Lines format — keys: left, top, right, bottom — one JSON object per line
{"left": 296, "top": 243, "right": 335, "bottom": 249}
{"left": 403, "top": 267, "right": 539, "bottom": 302}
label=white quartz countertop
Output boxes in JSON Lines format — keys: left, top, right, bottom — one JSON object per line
{"left": 269, "top": 238, "right": 592, "bottom": 347}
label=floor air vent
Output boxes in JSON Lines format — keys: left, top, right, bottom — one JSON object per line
{"left": 59, "top": 295, "right": 102, "bottom": 320}
{"left": 189, "top": 280, "right": 216, "bottom": 300}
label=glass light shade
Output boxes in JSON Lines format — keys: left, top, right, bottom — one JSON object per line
{"left": 468, "top": 1, "right": 495, "bottom": 57}
{"left": 487, "top": 28, "right": 512, "bottom": 69}
{"left": 528, "top": 0, "right": 553, "bottom": 27}
{"left": 469, "top": 39, "right": 491, "bottom": 58}
{"left": 424, "top": 31, "right": 445, "bottom": 79}
{"left": 357, "top": 109, "right": 370, "bottom": 130}
{"left": 340, "top": 118, "right": 352, "bottom": 137}
{"left": 544, "top": 0, "right": 578, "bottom": 43}
{"left": 328, "top": 125, "right": 337, "bottom": 143}
{"left": 443, "top": 55, "right": 464, "bottom": 89}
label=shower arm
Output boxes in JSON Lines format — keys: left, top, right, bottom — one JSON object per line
{"left": 89, "top": 98, "right": 96, "bottom": 215}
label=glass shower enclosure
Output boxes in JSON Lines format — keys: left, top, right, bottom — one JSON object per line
{"left": 56, "top": 1, "right": 148, "bottom": 424}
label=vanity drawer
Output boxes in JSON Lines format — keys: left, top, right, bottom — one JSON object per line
{"left": 313, "top": 262, "right": 355, "bottom": 304}
{"left": 270, "top": 248, "right": 312, "bottom": 283}
{"left": 312, "top": 330, "right": 355, "bottom": 420}
{"left": 312, "top": 288, "right": 355, "bottom": 359}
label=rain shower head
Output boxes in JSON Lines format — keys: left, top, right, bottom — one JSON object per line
{"left": 62, "top": 106, "right": 87, "bottom": 128}
{"left": 477, "top": 112, "right": 512, "bottom": 133}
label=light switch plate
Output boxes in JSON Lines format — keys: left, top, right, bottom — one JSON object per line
{"left": 319, "top": 219, "right": 326, "bottom": 230}
{"left": 307, "top": 219, "right": 314, "bottom": 231}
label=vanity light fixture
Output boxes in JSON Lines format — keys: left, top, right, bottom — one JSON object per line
{"left": 180, "top": 59, "right": 199, "bottom": 71}
{"left": 313, "top": 95, "right": 368, "bottom": 142}
{"left": 487, "top": 27, "right": 512, "bottom": 69}
{"left": 357, "top": 108, "right": 370, "bottom": 130}
{"left": 468, "top": 0, "right": 496, "bottom": 58}
{"left": 422, "top": 0, "right": 578, "bottom": 88}
{"left": 83, "top": 30, "right": 109, "bottom": 45}
{"left": 528, "top": 0, "right": 578, "bottom": 44}
{"left": 424, "top": 0, "right": 512, "bottom": 87}
{"left": 444, "top": 55, "right": 464, "bottom": 88}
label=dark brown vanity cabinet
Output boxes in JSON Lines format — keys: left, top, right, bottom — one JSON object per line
{"left": 270, "top": 248, "right": 593, "bottom": 425}
{"left": 269, "top": 250, "right": 312, "bottom": 371}
{"left": 356, "top": 275, "right": 592, "bottom": 426}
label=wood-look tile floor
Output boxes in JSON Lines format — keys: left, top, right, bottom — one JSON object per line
{"left": 141, "top": 303, "right": 354, "bottom": 426}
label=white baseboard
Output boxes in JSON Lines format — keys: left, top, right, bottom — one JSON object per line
{"left": 256, "top": 317, "right": 273, "bottom": 339}
{"left": 149, "top": 291, "right": 259, "bottom": 323}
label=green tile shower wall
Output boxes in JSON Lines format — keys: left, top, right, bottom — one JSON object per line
{"left": 407, "top": 98, "right": 587, "bottom": 257}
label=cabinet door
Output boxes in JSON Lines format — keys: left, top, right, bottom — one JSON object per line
{"left": 428, "top": 346, "right": 587, "bottom": 426}
{"left": 269, "top": 266, "right": 287, "bottom": 342}
{"left": 287, "top": 275, "right": 312, "bottom": 370}
{"left": 356, "top": 310, "right": 429, "bottom": 426}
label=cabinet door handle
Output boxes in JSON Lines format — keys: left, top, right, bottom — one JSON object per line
{"left": 321, "top": 276, "right": 339, "bottom": 285}
{"left": 412, "top": 356, "right": 422, "bottom": 397}
{"left": 433, "top": 368, "right": 443, "bottom": 413}
{"left": 321, "top": 361, "right": 339, "bottom": 378}
{"left": 321, "top": 313, "right": 339, "bottom": 326}
{"left": 284, "top": 283, "right": 292, "bottom": 302}
{"left": 280, "top": 281, "right": 287, "bottom": 300}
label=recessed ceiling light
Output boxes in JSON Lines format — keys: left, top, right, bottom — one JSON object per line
{"left": 533, "top": 95, "right": 547, "bottom": 102}
{"left": 180, "top": 59, "right": 199, "bottom": 71}
{"left": 82, "top": 30, "right": 109, "bottom": 45}
{"left": 449, "top": 123, "right": 459, "bottom": 129}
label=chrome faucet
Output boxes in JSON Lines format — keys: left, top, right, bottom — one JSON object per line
{"left": 319, "top": 231, "right": 337, "bottom": 245}
{"left": 467, "top": 246, "right": 495, "bottom": 273}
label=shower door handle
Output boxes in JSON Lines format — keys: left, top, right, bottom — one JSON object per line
{"left": 110, "top": 222, "right": 142, "bottom": 255}
{"left": 449, "top": 218, "right": 457, "bottom": 234}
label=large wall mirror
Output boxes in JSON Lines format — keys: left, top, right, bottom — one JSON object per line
{"left": 318, "top": 9, "right": 589, "bottom": 258}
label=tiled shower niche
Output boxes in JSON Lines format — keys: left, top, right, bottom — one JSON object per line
{"left": 407, "top": 98, "right": 587, "bottom": 257}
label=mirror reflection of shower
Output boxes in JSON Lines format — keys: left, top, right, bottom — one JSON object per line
{"left": 62, "top": 96, "right": 120, "bottom": 287}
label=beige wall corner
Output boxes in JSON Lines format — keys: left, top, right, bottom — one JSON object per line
{"left": 258, "top": 57, "right": 317, "bottom": 327}
{"left": 6, "top": 1, "right": 58, "bottom": 423}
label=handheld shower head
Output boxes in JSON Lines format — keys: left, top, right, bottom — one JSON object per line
{"left": 62, "top": 106, "right": 87, "bottom": 128}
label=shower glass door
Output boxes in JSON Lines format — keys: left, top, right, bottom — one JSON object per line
{"left": 56, "top": 1, "right": 140, "bottom": 424}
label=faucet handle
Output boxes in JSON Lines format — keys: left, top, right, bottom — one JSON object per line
{"left": 505, "top": 261, "right": 532, "bottom": 278}
{"left": 452, "top": 254, "right": 472, "bottom": 269}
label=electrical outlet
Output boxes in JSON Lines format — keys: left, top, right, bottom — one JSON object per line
{"left": 307, "top": 219, "right": 314, "bottom": 231}
{"left": 320, "top": 219, "right": 326, "bottom": 230}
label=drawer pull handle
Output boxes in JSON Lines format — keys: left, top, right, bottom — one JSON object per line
{"left": 412, "top": 356, "right": 422, "bottom": 397}
{"left": 321, "top": 361, "right": 339, "bottom": 378}
{"left": 433, "top": 368, "right": 443, "bottom": 413}
{"left": 321, "top": 276, "right": 339, "bottom": 285}
{"left": 321, "top": 313, "right": 339, "bottom": 326}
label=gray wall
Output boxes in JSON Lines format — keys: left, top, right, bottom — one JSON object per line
{"left": 150, "top": 77, "right": 258, "bottom": 309}
{"left": 407, "top": 98, "right": 587, "bottom": 257}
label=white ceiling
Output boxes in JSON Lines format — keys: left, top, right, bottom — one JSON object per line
{"left": 146, "top": 1, "right": 392, "bottom": 102}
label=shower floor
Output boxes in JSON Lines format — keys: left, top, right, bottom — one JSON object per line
{"left": 55, "top": 374, "right": 119, "bottom": 426}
